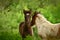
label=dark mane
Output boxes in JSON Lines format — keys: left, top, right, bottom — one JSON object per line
{"left": 31, "top": 11, "right": 40, "bottom": 26}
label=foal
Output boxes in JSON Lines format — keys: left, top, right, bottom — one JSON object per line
{"left": 19, "top": 9, "right": 33, "bottom": 40}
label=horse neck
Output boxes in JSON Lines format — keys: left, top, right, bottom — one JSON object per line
{"left": 35, "top": 16, "right": 52, "bottom": 25}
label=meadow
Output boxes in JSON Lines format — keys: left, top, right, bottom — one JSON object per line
{"left": 0, "top": 0, "right": 60, "bottom": 40}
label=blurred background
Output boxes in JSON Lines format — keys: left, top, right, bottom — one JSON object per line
{"left": 0, "top": 0, "right": 60, "bottom": 40}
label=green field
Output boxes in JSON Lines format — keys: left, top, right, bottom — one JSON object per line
{"left": 0, "top": 0, "right": 60, "bottom": 40}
